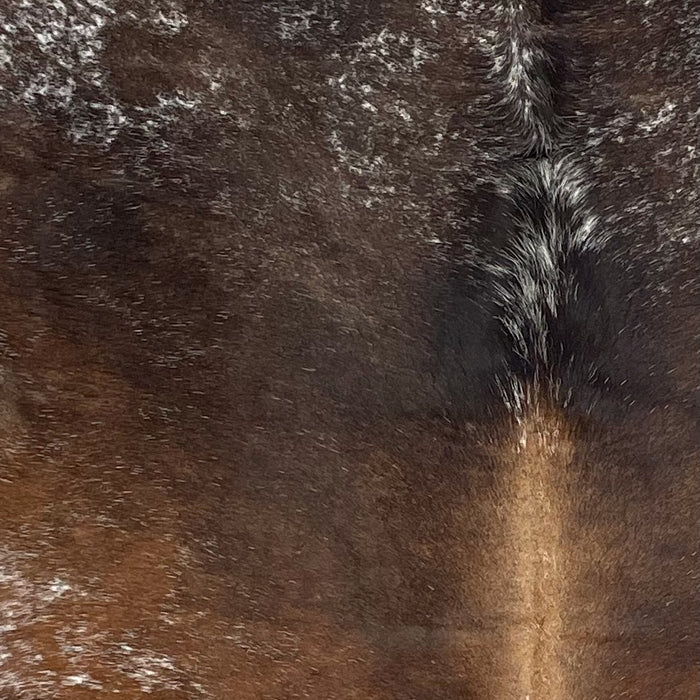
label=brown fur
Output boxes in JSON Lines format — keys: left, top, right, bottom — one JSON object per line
{"left": 1, "top": 0, "right": 698, "bottom": 697}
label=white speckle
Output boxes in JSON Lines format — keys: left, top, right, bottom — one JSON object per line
{"left": 63, "top": 673, "right": 103, "bottom": 689}
{"left": 155, "top": 91, "right": 199, "bottom": 111}
{"left": 275, "top": 5, "right": 316, "bottom": 43}
{"left": 150, "top": 3, "right": 188, "bottom": 35}
{"left": 0, "top": 543, "right": 206, "bottom": 696}
{"left": 325, "top": 29, "right": 438, "bottom": 180}
{"left": 0, "top": 1, "right": 208, "bottom": 147}
{"left": 396, "top": 106, "right": 412, "bottom": 122}
{"left": 119, "top": 647, "right": 184, "bottom": 693}
{"left": 47, "top": 578, "right": 72, "bottom": 598}
{"left": 639, "top": 99, "right": 677, "bottom": 134}
{"left": 420, "top": 0, "right": 448, "bottom": 15}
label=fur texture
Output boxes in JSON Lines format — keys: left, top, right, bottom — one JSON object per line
{"left": 0, "top": 0, "right": 698, "bottom": 698}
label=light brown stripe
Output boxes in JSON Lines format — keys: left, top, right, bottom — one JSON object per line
{"left": 500, "top": 408, "right": 572, "bottom": 699}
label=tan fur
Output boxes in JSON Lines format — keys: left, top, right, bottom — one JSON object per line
{"left": 503, "top": 410, "right": 570, "bottom": 699}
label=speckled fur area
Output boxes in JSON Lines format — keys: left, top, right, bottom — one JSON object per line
{"left": 1, "top": 1, "right": 698, "bottom": 698}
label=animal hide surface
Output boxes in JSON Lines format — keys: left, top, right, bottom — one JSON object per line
{"left": 0, "top": 1, "right": 698, "bottom": 698}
